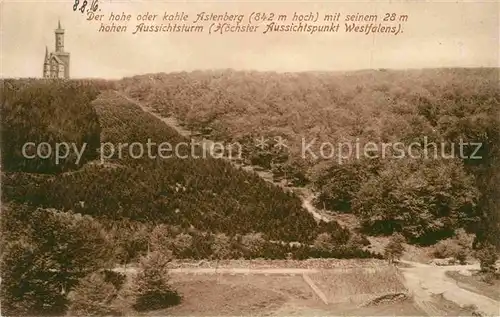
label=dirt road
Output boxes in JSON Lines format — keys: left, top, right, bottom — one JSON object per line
{"left": 400, "top": 260, "right": 499, "bottom": 316}
{"left": 114, "top": 267, "right": 320, "bottom": 275}
{"left": 113, "top": 265, "right": 386, "bottom": 275}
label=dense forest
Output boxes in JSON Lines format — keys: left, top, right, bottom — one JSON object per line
{"left": 2, "top": 84, "right": 337, "bottom": 243}
{"left": 1, "top": 79, "right": 378, "bottom": 315}
{"left": 118, "top": 68, "right": 500, "bottom": 246}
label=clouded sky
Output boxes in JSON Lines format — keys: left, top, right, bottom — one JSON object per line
{"left": 1, "top": 0, "right": 498, "bottom": 78}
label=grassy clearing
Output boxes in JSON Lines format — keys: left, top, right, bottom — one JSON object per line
{"left": 445, "top": 271, "right": 500, "bottom": 301}
{"left": 115, "top": 270, "right": 429, "bottom": 316}
{"left": 309, "top": 266, "right": 407, "bottom": 304}
{"left": 134, "top": 274, "right": 312, "bottom": 316}
{"left": 160, "top": 278, "right": 285, "bottom": 315}
{"left": 172, "top": 274, "right": 316, "bottom": 301}
{"left": 273, "top": 298, "right": 426, "bottom": 316}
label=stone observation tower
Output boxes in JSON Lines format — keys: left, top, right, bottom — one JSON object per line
{"left": 43, "top": 20, "right": 70, "bottom": 79}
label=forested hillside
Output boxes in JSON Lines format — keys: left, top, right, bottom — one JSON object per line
{"left": 118, "top": 68, "right": 500, "bottom": 246}
{"left": 1, "top": 69, "right": 498, "bottom": 315}
{"left": 2, "top": 84, "right": 332, "bottom": 242}
{"left": 2, "top": 79, "right": 381, "bottom": 315}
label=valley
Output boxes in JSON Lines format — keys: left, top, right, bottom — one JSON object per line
{"left": 113, "top": 90, "right": 331, "bottom": 223}
{"left": 1, "top": 68, "right": 499, "bottom": 316}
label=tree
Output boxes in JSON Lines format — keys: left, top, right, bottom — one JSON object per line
{"left": 384, "top": 233, "right": 405, "bottom": 263}
{"left": 67, "top": 272, "right": 121, "bottom": 316}
{"left": 354, "top": 158, "right": 479, "bottom": 243}
{"left": 1, "top": 238, "right": 68, "bottom": 316}
{"left": 1, "top": 206, "right": 113, "bottom": 316}
{"left": 133, "top": 251, "right": 180, "bottom": 311}
{"left": 313, "top": 161, "right": 369, "bottom": 212}
{"left": 28, "top": 209, "right": 113, "bottom": 287}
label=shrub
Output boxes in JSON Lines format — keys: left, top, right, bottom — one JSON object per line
{"left": 433, "top": 239, "right": 463, "bottom": 259}
{"left": 133, "top": 251, "right": 180, "bottom": 311}
{"left": 211, "top": 233, "right": 232, "bottom": 260}
{"left": 454, "top": 228, "right": 475, "bottom": 249}
{"left": 67, "top": 272, "right": 121, "bottom": 316}
{"left": 171, "top": 233, "right": 193, "bottom": 258}
{"left": 433, "top": 229, "right": 474, "bottom": 264}
{"left": 103, "top": 270, "right": 127, "bottom": 291}
{"left": 149, "top": 224, "right": 173, "bottom": 254}
{"left": 240, "top": 233, "right": 266, "bottom": 258}
{"left": 348, "top": 233, "right": 371, "bottom": 248}
{"left": 113, "top": 224, "right": 150, "bottom": 265}
{"left": 480, "top": 272, "right": 497, "bottom": 285}
{"left": 313, "top": 233, "right": 334, "bottom": 251}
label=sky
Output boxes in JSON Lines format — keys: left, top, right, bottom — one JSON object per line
{"left": 1, "top": 0, "right": 499, "bottom": 79}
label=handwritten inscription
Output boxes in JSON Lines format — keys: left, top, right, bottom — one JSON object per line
{"left": 74, "top": 0, "right": 99, "bottom": 14}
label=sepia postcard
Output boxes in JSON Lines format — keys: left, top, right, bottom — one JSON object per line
{"left": 1, "top": 0, "right": 499, "bottom": 316}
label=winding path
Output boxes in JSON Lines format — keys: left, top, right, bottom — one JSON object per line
{"left": 114, "top": 91, "right": 330, "bottom": 223}
{"left": 297, "top": 189, "right": 331, "bottom": 222}
{"left": 115, "top": 91, "right": 192, "bottom": 138}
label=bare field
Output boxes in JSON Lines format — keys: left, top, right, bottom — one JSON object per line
{"left": 147, "top": 273, "right": 428, "bottom": 316}
{"left": 115, "top": 260, "right": 488, "bottom": 316}
{"left": 147, "top": 274, "right": 314, "bottom": 316}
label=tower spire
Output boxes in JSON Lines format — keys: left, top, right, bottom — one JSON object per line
{"left": 45, "top": 46, "right": 49, "bottom": 61}
{"left": 55, "top": 19, "right": 64, "bottom": 52}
